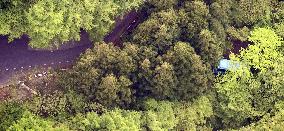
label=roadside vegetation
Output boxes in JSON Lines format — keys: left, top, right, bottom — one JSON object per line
{"left": 1, "top": 0, "right": 284, "bottom": 130}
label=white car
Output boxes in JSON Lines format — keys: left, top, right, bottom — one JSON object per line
{"left": 214, "top": 59, "right": 240, "bottom": 75}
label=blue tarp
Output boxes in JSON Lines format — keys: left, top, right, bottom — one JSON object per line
{"left": 217, "top": 59, "right": 240, "bottom": 70}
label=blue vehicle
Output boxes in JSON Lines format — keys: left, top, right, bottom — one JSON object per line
{"left": 213, "top": 59, "right": 240, "bottom": 75}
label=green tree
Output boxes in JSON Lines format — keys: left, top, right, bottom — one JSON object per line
{"left": 28, "top": 91, "right": 68, "bottom": 118}
{"left": 68, "top": 109, "right": 142, "bottom": 130}
{"left": 233, "top": 0, "right": 272, "bottom": 27}
{"left": 142, "top": 95, "right": 214, "bottom": 130}
{"left": 134, "top": 46, "right": 159, "bottom": 97}
{"left": 209, "top": 18, "right": 227, "bottom": 45}
{"left": 271, "top": 1, "right": 284, "bottom": 24}
{"left": 151, "top": 62, "right": 177, "bottom": 99}
{"left": 0, "top": 0, "right": 36, "bottom": 10}
{"left": 0, "top": 0, "right": 29, "bottom": 41}
{"left": 99, "top": 109, "right": 142, "bottom": 130}
{"left": 196, "top": 29, "right": 223, "bottom": 65}
{"left": 215, "top": 28, "right": 284, "bottom": 128}
{"left": 60, "top": 42, "right": 137, "bottom": 107}
{"left": 179, "top": 1, "right": 209, "bottom": 40}
{"left": 142, "top": 99, "right": 177, "bottom": 130}
{"left": 174, "top": 96, "right": 214, "bottom": 130}
{"left": 226, "top": 26, "right": 250, "bottom": 42}
{"left": 209, "top": 0, "right": 234, "bottom": 26}
{"left": 24, "top": 90, "right": 88, "bottom": 120}
{"left": 133, "top": 8, "right": 180, "bottom": 53}
{"left": 8, "top": 111, "right": 68, "bottom": 130}
{"left": 274, "top": 22, "right": 284, "bottom": 38}
{"left": 1, "top": 0, "right": 142, "bottom": 48}
{"left": 163, "top": 42, "right": 212, "bottom": 100}
{"left": 146, "top": 0, "right": 177, "bottom": 10}
{"left": 240, "top": 101, "right": 284, "bottom": 130}
{"left": 95, "top": 74, "right": 133, "bottom": 107}
{"left": 0, "top": 101, "right": 25, "bottom": 130}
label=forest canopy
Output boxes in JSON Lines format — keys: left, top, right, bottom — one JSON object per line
{"left": 0, "top": 0, "right": 142, "bottom": 48}
{"left": 1, "top": 0, "right": 284, "bottom": 130}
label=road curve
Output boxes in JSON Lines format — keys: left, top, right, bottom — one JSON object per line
{"left": 0, "top": 10, "right": 143, "bottom": 85}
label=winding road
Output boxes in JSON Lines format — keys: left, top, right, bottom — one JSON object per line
{"left": 0, "top": 10, "right": 144, "bottom": 86}
{"left": 0, "top": 7, "right": 250, "bottom": 101}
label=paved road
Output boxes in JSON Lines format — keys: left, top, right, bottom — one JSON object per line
{"left": 0, "top": 10, "right": 144, "bottom": 85}
{"left": 104, "top": 9, "right": 147, "bottom": 46}
{"left": 223, "top": 40, "right": 250, "bottom": 59}
{"left": 0, "top": 31, "right": 92, "bottom": 84}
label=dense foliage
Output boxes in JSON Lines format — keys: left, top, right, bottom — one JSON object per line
{"left": 1, "top": 0, "right": 284, "bottom": 130}
{"left": 215, "top": 28, "right": 284, "bottom": 128}
{"left": 0, "top": 0, "right": 142, "bottom": 48}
